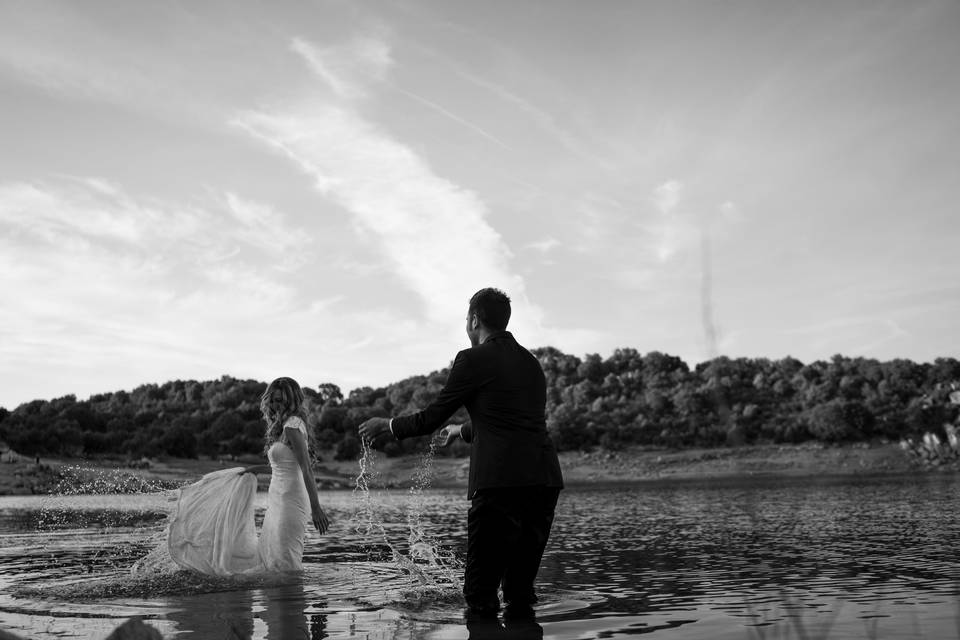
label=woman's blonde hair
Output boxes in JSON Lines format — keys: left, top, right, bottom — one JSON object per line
{"left": 260, "top": 377, "right": 310, "bottom": 454}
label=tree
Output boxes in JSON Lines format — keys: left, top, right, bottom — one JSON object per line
{"left": 1, "top": 349, "right": 955, "bottom": 458}
{"left": 162, "top": 419, "right": 199, "bottom": 459}
{"left": 334, "top": 435, "right": 362, "bottom": 461}
{"left": 317, "top": 383, "right": 344, "bottom": 406}
{"left": 804, "top": 400, "right": 873, "bottom": 442}
{"left": 548, "top": 403, "right": 590, "bottom": 451}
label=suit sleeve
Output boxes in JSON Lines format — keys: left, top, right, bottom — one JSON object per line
{"left": 391, "top": 350, "right": 479, "bottom": 440}
{"left": 460, "top": 422, "right": 473, "bottom": 443}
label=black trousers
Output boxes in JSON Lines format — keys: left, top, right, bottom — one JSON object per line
{"left": 463, "top": 486, "right": 561, "bottom": 611}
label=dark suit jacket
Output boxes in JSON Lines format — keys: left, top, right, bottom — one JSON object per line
{"left": 391, "top": 331, "right": 564, "bottom": 499}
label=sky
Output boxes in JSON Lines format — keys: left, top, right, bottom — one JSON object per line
{"left": 1, "top": 0, "right": 958, "bottom": 409}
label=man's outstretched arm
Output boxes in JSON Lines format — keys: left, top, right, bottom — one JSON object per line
{"left": 359, "top": 350, "right": 480, "bottom": 448}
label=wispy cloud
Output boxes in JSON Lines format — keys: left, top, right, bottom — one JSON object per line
{"left": 290, "top": 36, "right": 393, "bottom": 101}
{"left": 781, "top": 315, "right": 912, "bottom": 357}
{"left": 642, "top": 181, "right": 743, "bottom": 264}
{"left": 292, "top": 35, "right": 511, "bottom": 149}
{"left": 233, "top": 36, "right": 609, "bottom": 353}
{"left": 390, "top": 83, "right": 513, "bottom": 150}
{"left": 611, "top": 268, "right": 657, "bottom": 290}
{"left": 528, "top": 238, "right": 561, "bottom": 254}
{"left": 0, "top": 3, "right": 296, "bottom": 126}
{"left": 0, "top": 33, "right": 128, "bottom": 103}
{"left": 220, "top": 192, "right": 309, "bottom": 270}
{"left": 855, "top": 319, "right": 910, "bottom": 354}
{"left": 652, "top": 179, "right": 683, "bottom": 215}
{"left": 0, "top": 5, "right": 190, "bottom": 114}
{"left": 396, "top": 15, "right": 615, "bottom": 169}
{"left": 572, "top": 192, "right": 626, "bottom": 252}
{"left": 719, "top": 200, "right": 743, "bottom": 223}
{"left": 649, "top": 179, "right": 688, "bottom": 262}
{"left": 233, "top": 103, "right": 535, "bottom": 332}
{"left": 446, "top": 65, "right": 609, "bottom": 165}
{"left": 0, "top": 178, "right": 307, "bottom": 271}
{"left": 0, "top": 178, "right": 351, "bottom": 406}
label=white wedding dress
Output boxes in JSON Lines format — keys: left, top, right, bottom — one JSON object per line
{"left": 167, "top": 417, "right": 311, "bottom": 576}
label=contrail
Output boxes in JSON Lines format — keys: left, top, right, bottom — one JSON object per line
{"left": 701, "top": 226, "right": 734, "bottom": 441}
{"left": 389, "top": 83, "right": 514, "bottom": 152}
{"left": 701, "top": 228, "right": 719, "bottom": 359}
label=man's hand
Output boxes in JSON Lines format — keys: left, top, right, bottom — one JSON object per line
{"left": 439, "top": 423, "right": 462, "bottom": 447}
{"left": 358, "top": 417, "right": 394, "bottom": 449}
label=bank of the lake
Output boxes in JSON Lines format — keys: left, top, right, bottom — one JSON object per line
{"left": 0, "top": 442, "right": 936, "bottom": 496}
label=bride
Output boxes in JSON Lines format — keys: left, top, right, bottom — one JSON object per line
{"left": 167, "top": 377, "right": 330, "bottom": 576}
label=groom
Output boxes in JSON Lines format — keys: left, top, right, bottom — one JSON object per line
{"left": 359, "top": 287, "right": 564, "bottom": 619}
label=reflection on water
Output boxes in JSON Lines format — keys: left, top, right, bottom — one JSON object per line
{"left": 2, "top": 473, "right": 960, "bottom": 638}
{"left": 163, "top": 580, "right": 319, "bottom": 639}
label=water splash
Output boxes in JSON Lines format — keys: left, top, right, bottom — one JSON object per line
{"left": 14, "top": 567, "right": 267, "bottom": 601}
{"left": 352, "top": 439, "right": 390, "bottom": 554}
{"left": 53, "top": 465, "right": 182, "bottom": 495}
{"left": 15, "top": 463, "right": 200, "bottom": 600}
{"left": 404, "top": 435, "right": 462, "bottom": 593}
{"left": 128, "top": 528, "right": 179, "bottom": 577}
{"left": 35, "top": 464, "right": 181, "bottom": 532}
{"left": 353, "top": 434, "right": 463, "bottom": 601}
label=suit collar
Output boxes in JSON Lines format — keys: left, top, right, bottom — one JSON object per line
{"left": 480, "top": 330, "right": 512, "bottom": 344}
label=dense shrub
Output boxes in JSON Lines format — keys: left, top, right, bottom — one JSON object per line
{"left": 0, "top": 354, "right": 956, "bottom": 459}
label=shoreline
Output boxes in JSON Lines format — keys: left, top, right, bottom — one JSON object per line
{"left": 0, "top": 442, "right": 935, "bottom": 496}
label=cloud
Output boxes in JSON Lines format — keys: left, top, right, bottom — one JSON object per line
{"left": 571, "top": 192, "right": 626, "bottom": 252}
{"left": 646, "top": 179, "right": 689, "bottom": 262}
{"left": 611, "top": 268, "right": 657, "bottom": 290}
{"left": 0, "top": 5, "right": 207, "bottom": 119}
{"left": 447, "top": 65, "right": 609, "bottom": 165}
{"left": 220, "top": 192, "right": 310, "bottom": 271}
{"left": 233, "top": 103, "right": 542, "bottom": 336}
{"left": 0, "top": 178, "right": 357, "bottom": 407}
{"left": 290, "top": 36, "right": 393, "bottom": 101}
{"left": 719, "top": 200, "right": 742, "bottom": 223}
{"left": 781, "top": 315, "right": 912, "bottom": 356}
{"left": 525, "top": 237, "right": 561, "bottom": 253}
{"left": 639, "top": 182, "right": 741, "bottom": 264}
{"left": 389, "top": 84, "right": 513, "bottom": 150}
{"left": 0, "top": 175, "right": 474, "bottom": 406}
{"left": 0, "top": 178, "right": 307, "bottom": 270}
{"left": 0, "top": 180, "right": 134, "bottom": 244}
{"left": 233, "top": 36, "right": 612, "bottom": 355}
{"left": 652, "top": 180, "right": 683, "bottom": 215}
{"left": 292, "top": 35, "right": 511, "bottom": 149}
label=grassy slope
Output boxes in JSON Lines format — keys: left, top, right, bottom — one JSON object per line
{"left": 0, "top": 442, "right": 927, "bottom": 496}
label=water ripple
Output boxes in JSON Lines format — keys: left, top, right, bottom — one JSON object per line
{"left": 3, "top": 474, "right": 960, "bottom": 638}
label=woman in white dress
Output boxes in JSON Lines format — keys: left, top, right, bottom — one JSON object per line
{"left": 167, "top": 377, "right": 330, "bottom": 575}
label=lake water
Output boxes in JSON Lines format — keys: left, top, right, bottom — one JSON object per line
{"left": 1, "top": 472, "right": 960, "bottom": 639}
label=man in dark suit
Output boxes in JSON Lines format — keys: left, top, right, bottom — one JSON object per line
{"left": 359, "top": 287, "right": 564, "bottom": 620}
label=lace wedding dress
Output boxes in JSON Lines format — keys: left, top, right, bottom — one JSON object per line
{"left": 167, "top": 417, "right": 311, "bottom": 576}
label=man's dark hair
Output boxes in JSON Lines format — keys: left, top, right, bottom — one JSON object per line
{"left": 468, "top": 288, "right": 511, "bottom": 331}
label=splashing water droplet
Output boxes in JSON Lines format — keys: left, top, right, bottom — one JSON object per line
{"left": 352, "top": 433, "right": 463, "bottom": 601}
{"left": 352, "top": 439, "right": 391, "bottom": 553}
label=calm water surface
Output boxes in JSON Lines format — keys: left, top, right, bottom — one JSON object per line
{"left": 2, "top": 473, "right": 960, "bottom": 639}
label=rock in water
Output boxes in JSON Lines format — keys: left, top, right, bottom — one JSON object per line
{"left": 104, "top": 617, "right": 164, "bottom": 640}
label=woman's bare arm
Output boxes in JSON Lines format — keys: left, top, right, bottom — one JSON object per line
{"left": 285, "top": 426, "right": 330, "bottom": 534}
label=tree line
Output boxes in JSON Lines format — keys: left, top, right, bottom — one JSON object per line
{"left": 1, "top": 349, "right": 958, "bottom": 461}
